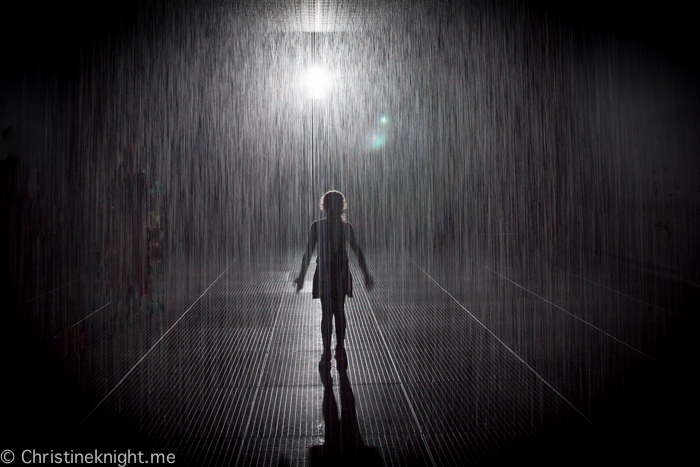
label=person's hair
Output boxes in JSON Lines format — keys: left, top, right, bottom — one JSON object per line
{"left": 319, "top": 190, "right": 347, "bottom": 221}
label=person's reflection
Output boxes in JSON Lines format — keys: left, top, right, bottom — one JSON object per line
{"left": 309, "top": 365, "right": 382, "bottom": 466}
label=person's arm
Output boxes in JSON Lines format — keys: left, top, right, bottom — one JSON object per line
{"left": 294, "top": 222, "right": 317, "bottom": 292}
{"left": 346, "top": 222, "right": 374, "bottom": 291}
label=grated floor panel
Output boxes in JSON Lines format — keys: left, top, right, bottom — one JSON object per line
{"left": 21, "top": 250, "right": 693, "bottom": 465}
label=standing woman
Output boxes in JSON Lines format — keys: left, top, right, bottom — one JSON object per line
{"left": 295, "top": 191, "right": 373, "bottom": 381}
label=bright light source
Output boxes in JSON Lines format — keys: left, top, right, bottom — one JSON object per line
{"left": 304, "top": 67, "right": 332, "bottom": 99}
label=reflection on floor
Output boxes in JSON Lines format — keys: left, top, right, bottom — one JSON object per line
{"left": 11, "top": 250, "right": 695, "bottom": 466}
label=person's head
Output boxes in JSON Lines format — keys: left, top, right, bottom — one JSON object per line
{"left": 320, "top": 190, "right": 346, "bottom": 220}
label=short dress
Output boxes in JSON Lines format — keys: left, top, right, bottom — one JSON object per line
{"left": 311, "top": 219, "right": 353, "bottom": 299}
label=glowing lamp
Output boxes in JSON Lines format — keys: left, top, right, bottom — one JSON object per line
{"left": 304, "top": 67, "right": 332, "bottom": 99}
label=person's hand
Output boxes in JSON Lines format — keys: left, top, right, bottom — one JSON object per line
{"left": 294, "top": 276, "right": 304, "bottom": 293}
{"left": 365, "top": 274, "right": 374, "bottom": 292}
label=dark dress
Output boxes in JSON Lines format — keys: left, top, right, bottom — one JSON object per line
{"left": 311, "top": 219, "right": 353, "bottom": 299}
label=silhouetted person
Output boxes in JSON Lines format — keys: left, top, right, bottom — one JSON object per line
{"left": 294, "top": 190, "right": 373, "bottom": 383}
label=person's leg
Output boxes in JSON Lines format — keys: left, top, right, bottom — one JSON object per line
{"left": 320, "top": 295, "right": 333, "bottom": 358}
{"left": 333, "top": 294, "right": 346, "bottom": 348}
{"left": 319, "top": 295, "right": 333, "bottom": 383}
{"left": 333, "top": 292, "right": 347, "bottom": 370}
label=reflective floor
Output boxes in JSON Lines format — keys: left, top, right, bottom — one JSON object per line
{"left": 8, "top": 249, "right": 695, "bottom": 466}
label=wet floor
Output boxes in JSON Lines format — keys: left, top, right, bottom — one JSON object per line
{"left": 8, "top": 248, "right": 693, "bottom": 466}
